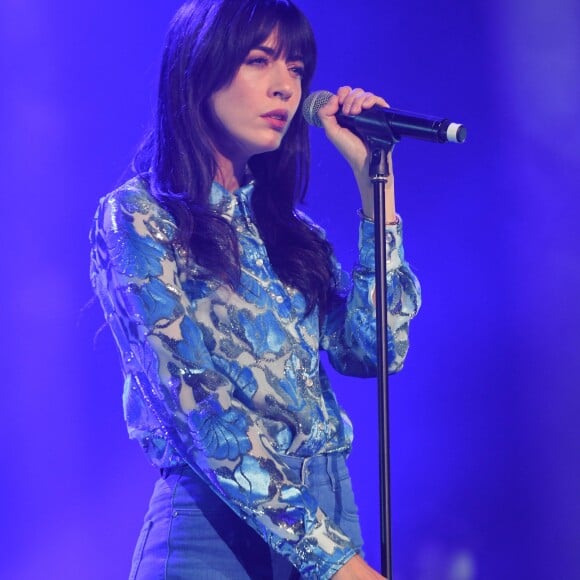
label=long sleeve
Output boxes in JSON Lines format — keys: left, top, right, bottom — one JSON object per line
{"left": 89, "top": 183, "right": 358, "bottom": 579}
{"left": 320, "top": 215, "right": 422, "bottom": 376}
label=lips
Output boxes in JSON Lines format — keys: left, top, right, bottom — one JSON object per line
{"left": 261, "top": 110, "right": 289, "bottom": 131}
{"left": 262, "top": 109, "right": 289, "bottom": 122}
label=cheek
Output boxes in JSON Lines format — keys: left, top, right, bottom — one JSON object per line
{"left": 292, "top": 85, "right": 303, "bottom": 114}
{"left": 210, "top": 92, "right": 237, "bottom": 129}
{"left": 209, "top": 94, "right": 221, "bottom": 122}
{"left": 289, "top": 97, "right": 302, "bottom": 124}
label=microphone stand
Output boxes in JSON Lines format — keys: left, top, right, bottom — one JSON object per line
{"left": 368, "top": 134, "right": 397, "bottom": 580}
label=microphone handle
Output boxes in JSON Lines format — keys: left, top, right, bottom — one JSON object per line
{"left": 336, "top": 107, "right": 466, "bottom": 144}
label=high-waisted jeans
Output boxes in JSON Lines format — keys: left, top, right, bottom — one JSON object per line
{"left": 129, "top": 452, "right": 364, "bottom": 579}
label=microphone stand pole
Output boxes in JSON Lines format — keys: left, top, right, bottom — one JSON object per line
{"left": 368, "top": 136, "right": 396, "bottom": 580}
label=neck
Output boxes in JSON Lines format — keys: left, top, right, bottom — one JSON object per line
{"left": 213, "top": 149, "right": 247, "bottom": 193}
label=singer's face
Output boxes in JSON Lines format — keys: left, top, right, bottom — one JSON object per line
{"left": 210, "top": 32, "right": 304, "bottom": 164}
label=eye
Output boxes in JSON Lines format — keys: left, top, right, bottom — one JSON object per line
{"left": 288, "top": 64, "right": 305, "bottom": 78}
{"left": 245, "top": 55, "right": 270, "bottom": 67}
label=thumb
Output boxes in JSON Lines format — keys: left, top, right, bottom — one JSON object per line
{"left": 317, "top": 94, "right": 340, "bottom": 132}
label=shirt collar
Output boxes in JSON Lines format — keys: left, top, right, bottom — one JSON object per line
{"left": 209, "top": 180, "right": 256, "bottom": 221}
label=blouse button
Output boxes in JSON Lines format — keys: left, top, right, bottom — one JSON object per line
{"left": 275, "top": 296, "right": 284, "bottom": 304}
{"left": 306, "top": 378, "right": 314, "bottom": 387}
{"left": 256, "top": 258, "right": 264, "bottom": 267}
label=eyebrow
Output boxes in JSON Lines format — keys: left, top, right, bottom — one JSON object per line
{"left": 252, "top": 45, "right": 304, "bottom": 62}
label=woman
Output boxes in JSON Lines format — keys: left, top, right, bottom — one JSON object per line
{"left": 90, "top": 0, "right": 421, "bottom": 578}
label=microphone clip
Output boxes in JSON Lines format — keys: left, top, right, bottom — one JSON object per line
{"left": 368, "top": 138, "right": 395, "bottom": 180}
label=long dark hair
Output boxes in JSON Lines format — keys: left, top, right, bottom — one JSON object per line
{"left": 135, "top": 0, "right": 338, "bottom": 316}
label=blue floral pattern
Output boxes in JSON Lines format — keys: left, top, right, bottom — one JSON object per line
{"left": 89, "top": 177, "right": 421, "bottom": 579}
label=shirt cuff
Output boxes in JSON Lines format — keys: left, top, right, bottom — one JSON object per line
{"left": 294, "top": 535, "right": 358, "bottom": 580}
{"left": 358, "top": 213, "right": 404, "bottom": 271}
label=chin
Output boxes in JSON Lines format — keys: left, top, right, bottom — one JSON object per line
{"left": 251, "top": 141, "right": 283, "bottom": 156}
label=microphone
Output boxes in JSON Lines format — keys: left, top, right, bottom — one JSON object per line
{"left": 302, "top": 90, "right": 467, "bottom": 144}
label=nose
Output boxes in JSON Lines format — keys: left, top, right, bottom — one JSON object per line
{"left": 269, "top": 61, "right": 295, "bottom": 102}
{"left": 273, "top": 87, "right": 292, "bottom": 101}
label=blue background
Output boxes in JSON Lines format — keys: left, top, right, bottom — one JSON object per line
{"left": 1, "top": 1, "right": 578, "bottom": 578}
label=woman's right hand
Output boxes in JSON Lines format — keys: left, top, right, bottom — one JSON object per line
{"left": 332, "top": 554, "right": 387, "bottom": 579}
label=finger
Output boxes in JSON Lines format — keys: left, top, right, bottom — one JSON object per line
{"left": 346, "top": 91, "right": 376, "bottom": 115}
{"left": 340, "top": 88, "right": 390, "bottom": 115}
{"left": 360, "top": 93, "right": 389, "bottom": 110}
{"left": 317, "top": 94, "right": 341, "bottom": 129}
{"left": 318, "top": 93, "right": 339, "bottom": 115}
{"left": 353, "top": 92, "right": 390, "bottom": 114}
{"left": 340, "top": 88, "right": 366, "bottom": 115}
{"left": 336, "top": 85, "right": 354, "bottom": 105}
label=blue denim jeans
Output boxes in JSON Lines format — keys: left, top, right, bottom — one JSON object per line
{"left": 129, "top": 453, "right": 363, "bottom": 579}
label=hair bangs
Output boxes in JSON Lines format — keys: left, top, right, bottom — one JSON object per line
{"left": 224, "top": 1, "right": 317, "bottom": 89}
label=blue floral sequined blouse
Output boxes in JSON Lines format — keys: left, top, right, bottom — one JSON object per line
{"left": 89, "top": 176, "right": 421, "bottom": 579}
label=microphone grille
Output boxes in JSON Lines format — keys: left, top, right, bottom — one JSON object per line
{"left": 302, "top": 90, "right": 334, "bottom": 128}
